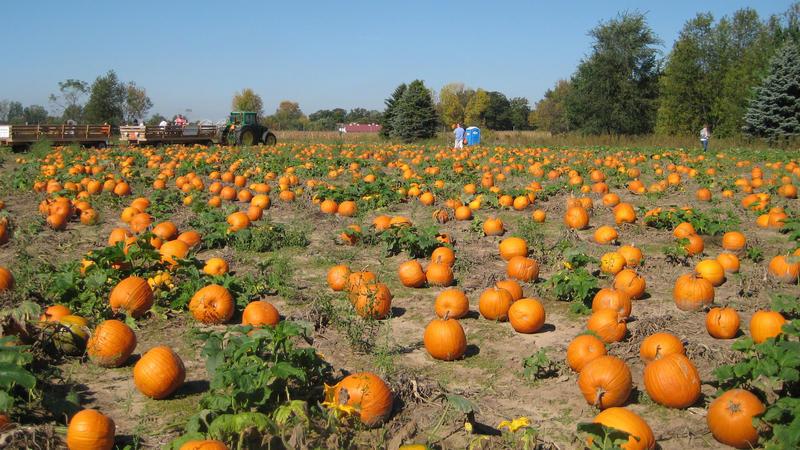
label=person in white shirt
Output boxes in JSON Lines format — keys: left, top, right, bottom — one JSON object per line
{"left": 700, "top": 124, "right": 710, "bottom": 151}
{"left": 159, "top": 119, "right": 168, "bottom": 128}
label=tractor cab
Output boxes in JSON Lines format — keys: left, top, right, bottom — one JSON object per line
{"left": 228, "top": 111, "right": 258, "bottom": 127}
{"left": 221, "top": 111, "right": 276, "bottom": 146}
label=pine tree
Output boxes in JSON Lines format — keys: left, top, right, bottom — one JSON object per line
{"left": 390, "top": 80, "right": 438, "bottom": 142}
{"left": 380, "top": 83, "right": 406, "bottom": 138}
{"left": 743, "top": 43, "right": 800, "bottom": 140}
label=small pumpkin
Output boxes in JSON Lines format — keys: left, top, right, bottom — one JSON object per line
{"left": 424, "top": 312, "right": 467, "bottom": 361}
{"left": 498, "top": 237, "right": 527, "bottom": 261}
{"left": 495, "top": 279, "right": 523, "bottom": 301}
{"left": 189, "top": 284, "right": 235, "bottom": 324}
{"left": 592, "top": 288, "right": 631, "bottom": 319}
{"left": 716, "top": 252, "right": 740, "bottom": 273}
{"left": 66, "top": 409, "right": 115, "bottom": 450}
{"left": 600, "top": 252, "right": 626, "bottom": 275}
{"left": 721, "top": 231, "right": 746, "bottom": 252}
{"left": 241, "top": 300, "right": 280, "bottom": 327}
{"left": 508, "top": 298, "right": 546, "bottom": 333}
{"left": 398, "top": 260, "right": 426, "bottom": 288}
{"left": 327, "top": 265, "right": 351, "bottom": 291}
{"left": 87, "top": 320, "right": 136, "bottom": 368}
{"left": 478, "top": 287, "right": 513, "bottom": 321}
{"left": 587, "top": 308, "right": 627, "bottom": 343}
{"left": 482, "top": 217, "right": 505, "bottom": 236}
{"left": 431, "top": 246, "right": 456, "bottom": 267}
{"left": 695, "top": 259, "right": 725, "bottom": 286}
{"left": 434, "top": 289, "right": 469, "bottom": 319}
{"left": 179, "top": 440, "right": 229, "bottom": 450}
{"left": 577, "top": 355, "right": 632, "bottom": 409}
{"left": 639, "top": 332, "right": 684, "bottom": 362}
{"left": 202, "top": 257, "right": 229, "bottom": 276}
{"left": 643, "top": 353, "right": 701, "bottom": 408}
{"left": 352, "top": 282, "right": 392, "bottom": 319}
{"left": 617, "top": 245, "right": 643, "bottom": 267}
{"left": 566, "top": 334, "right": 607, "bottom": 372}
{"left": 506, "top": 256, "right": 539, "bottom": 282}
{"left": 613, "top": 269, "right": 646, "bottom": 299}
{"left": 593, "top": 225, "right": 618, "bottom": 245}
{"left": 564, "top": 205, "right": 590, "bottom": 230}
{"left": 673, "top": 273, "right": 714, "bottom": 311}
{"left": 425, "top": 262, "right": 454, "bottom": 287}
{"left": 133, "top": 346, "right": 185, "bottom": 399}
{"left": 707, "top": 389, "right": 765, "bottom": 449}
{"left": 330, "top": 372, "right": 393, "bottom": 427}
{"left": 0, "top": 266, "right": 14, "bottom": 292}
{"left": 749, "top": 310, "right": 786, "bottom": 343}
{"left": 706, "top": 307, "right": 740, "bottom": 339}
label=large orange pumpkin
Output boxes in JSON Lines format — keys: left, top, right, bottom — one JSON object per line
{"left": 423, "top": 313, "right": 467, "bottom": 361}
{"left": 749, "top": 310, "right": 786, "bottom": 343}
{"left": 768, "top": 255, "right": 800, "bottom": 283}
{"left": 587, "top": 308, "right": 627, "bottom": 343}
{"left": 577, "top": 355, "right": 632, "bottom": 409}
{"left": 326, "top": 265, "right": 351, "bottom": 291}
{"left": 352, "top": 282, "right": 392, "bottom": 319}
{"left": 398, "top": 260, "right": 426, "bottom": 287}
{"left": 695, "top": 259, "right": 725, "bottom": 286}
{"left": 566, "top": 334, "right": 607, "bottom": 372}
{"left": 613, "top": 269, "right": 646, "bottom": 299}
{"left": 66, "top": 409, "right": 116, "bottom": 450}
{"left": 331, "top": 372, "right": 393, "bottom": 427}
{"left": 434, "top": 289, "right": 469, "bottom": 319}
{"left": 639, "top": 332, "right": 684, "bottom": 362}
{"left": 159, "top": 239, "right": 190, "bottom": 268}
{"left": 706, "top": 307, "right": 740, "bottom": 339}
{"left": 506, "top": 256, "right": 539, "bottom": 282}
{"left": 508, "top": 298, "right": 546, "bottom": 333}
{"left": 672, "top": 273, "right": 714, "bottom": 311}
{"left": 498, "top": 237, "right": 527, "bottom": 261}
{"left": 133, "top": 346, "right": 185, "bottom": 399}
{"left": 241, "top": 300, "right": 280, "bottom": 327}
{"left": 189, "top": 284, "right": 235, "bottom": 324}
{"left": 592, "top": 407, "right": 656, "bottom": 450}
{"left": 592, "top": 288, "right": 632, "bottom": 319}
{"left": 109, "top": 276, "right": 153, "bottom": 318}
{"left": 87, "top": 320, "right": 137, "bottom": 368}
{"left": 564, "top": 205, "right": 590, "bottom": 230}
{"left": 478, "top": 287, "right": 513, "bottom": 321}
{"left": 643, "top": 353, "right": 701, "bottom": 408}
{"left": 707, "top": 389, "right": 765, "bottom": 448}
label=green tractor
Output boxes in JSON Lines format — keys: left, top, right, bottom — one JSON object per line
{"left": 221, "top": 111, "right": 277, "bottom": 146}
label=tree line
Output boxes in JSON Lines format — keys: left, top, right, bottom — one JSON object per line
{"left": 531, "top": 4, "right": 800, "bottom": 140}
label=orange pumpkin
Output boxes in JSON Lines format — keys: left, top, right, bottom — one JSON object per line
{"left": 506, "top": 256, "right": 539, "bottom": 282}
{"left": 564, "top": 205, "right": 590, "bottom": 230}
{"left": 613, "top": 269, "right": 646, "bottom": 299}
{"left": 639, "top": 332, "right": 684, "bottom": 362}
{"left": 643, "top": 353, "right": 701, "bottom": 408}
{"left": 478, "top": 287, "right": 513, "bottom": 321}
{"left": 189, "top": 284, "right": 235, "bottom": 324}
{"left": 673, "top": 273, "right": 714, "bottom": 311}
{"left": 587, "top": 308, "right": 627, "bottom": 343}
{"left": 87, "top": 320, "right": 136, "bottom": 368}
{"left": 241, "top": 300, "right": 280, "bottom": 327}
{"left": 330, "top": 372, "right": 393, "bottom": 427}
{"left": 695, "top": 259, "right": 725, "bottom": 286}
{"left": 326, "top": 265, "right": 351, "bottom": 291}
{"left": 749, "top": 310, "right": 786, "bottom": 343}
{"left": 398, "top": 260, "right": 426, "bottom": 288}
{"left": 706, "top": 307, "right": 740, "bottom": 339}
{"left": 498, "top": 237, "right": 527, "bottom": 261}
{"left": 352, "top": 282, "right": 392, "bottom": 319}
{"left": 434, "top": 288, "right": 469, "bottom": 319}
{"left": 508, "top": 298, "right": 546, "bottom": 333}
{"left": 577, "top": 355, "right": 632, "bottom": 409}
{"left": 592, "top": 407, "right": 656, "bottom": 450}
{"left": 109, "top": 276, "right": 153, "bottom": 318}
{"left": 66, "top": 409, "right": 115, "bottom": 450}
{"left": 424, "top": 313, "right": 467, "bottom": 361}
{"left": 707, "top": 389, "right": 765, "bottom": 448}
{"left": 592, "top": 288, "right": 631, "bottom": 318}
{"left": 133, "top": 346, "right": 185, "bottom": 399}
{"left": 768, "top": 255, "right": 800, "bottom": 283}
{"left": 566, "top": 334, "right": 607, "bottom": 372}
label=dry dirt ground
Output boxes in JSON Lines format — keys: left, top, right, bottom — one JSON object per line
{"left": 0, "top": 147, "right": 796, "bottom": 449}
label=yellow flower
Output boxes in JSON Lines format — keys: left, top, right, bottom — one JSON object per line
{"left": 498, "top": 416, "right": 530, "bottom": 433}
{"left": 321, "top": 383, "right": 357, "bottom": 421}
{"left": 563, "top": 261, "right": 573, "bottom": 270}
{"left": 464, "top": 421, "right": 473, "bottom": 434}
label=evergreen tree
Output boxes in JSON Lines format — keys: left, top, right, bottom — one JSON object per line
{"left": 380, "top": 83, "right": 406, "bottom": 138}
{"left": 390, "top": 80, "right": 438, "bottom": 142}
{"left": 484, "top": 91, "right": 512, "bottom": 130}
{"left": 743, "top": 43, "right": 800, "bottom": 140}
{"left": 565, "top": 12, "right": 661, "bottom": 134}
{"left": 83, "top": 70, "right": 126, "bottom": 125}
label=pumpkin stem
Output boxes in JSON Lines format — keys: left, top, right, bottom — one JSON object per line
{"left": 594, "top": 388, "right": 606, "bottom": 408}
{"left": 443, "top": 310, "right": 450, "bottom": 321}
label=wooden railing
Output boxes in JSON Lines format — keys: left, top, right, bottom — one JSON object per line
{"left": 8, "top": 124, "right": 111, "bottom": 141}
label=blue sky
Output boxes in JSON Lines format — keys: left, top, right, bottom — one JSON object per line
{"left": 0, "top": 0, "right": 794, "bottom": 121}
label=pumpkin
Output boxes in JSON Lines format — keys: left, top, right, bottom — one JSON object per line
{"left": 695, "top": 259, "right": 725, "bottom": 286}
{"left": 495, "top": 279, "right": 523, "bottom": 301}
{"left": 431, "top": 246, "right": 455, "bottom": 266}
{"left": 594, "top": 225, "right": 618, "bottom": 245}
{"left": 241, "top": 300, "right": 280, "bottom": 327}
{"left": 159, "top": 239, "right": 190, "bottom": 268}
{"left": 40, "top": 304, "right": 71, "bottom": 322}
{"left": 613, "top": 203, "right": 636, "bottom": 224}
{"left": 592, "top": 407, "right": 656, "bottom": 450}
{"left": 683, "top": 234, "right": 705, "bottom": 256}
{"left": 133, "top": 346, "right": 185, "bottom": 399}
{"left": 108, "top": 228, "right": 132, "bottom": 246}
{"left": 398, "top": 260, "right": 426, "bottom": 287}
{"left": 179, "top": 440, "right": 229, "bottom": 450}
{"left": 66, "top": 409, "right": 115, "bottom": 450}
{"left": 749, "top": 310, "right": 786, "bottom": 343}
{"left": 482, "top": 217, "right": 505, "bottom": 236}
{"left": 499, "top": 237, "right": 528, "bottom": 261}
{"left": 0, "top": 266, "right": 14, "bottom": 292}
{"left": 337, "top": 200, "right": 357, "bottom": 217}
{"left": 327, "top": 265, "right": 351, "bottom": 291}
{"left": 478, "top": 287, "right": 513, "bottom": 321}
{"left": 600, "top": 252, "right": 626, "bottom": 275}
{"left": 129, "top": 212, "right": 153, "bottom": 234}
{"left": 592, "top": 288, "right": 632, "bottom": 318}
{"left": 721, "top": 231, "right": 746, "bottom": 252}
{"left": 508, "top": 298, "right": 546, "bottom": 333}
{"left": 703, "top": 308, "right": 740, "bottom": 341}
{"left": 643, "top": 353, "right": 701, "bottom": 408}
{"left": 152, "top": 221, "right": 178, "bottom": 241}
{"left": 177, "top": 230, "right": 202, "bottom": 248}
{"left": 707, "top": 389, "right": 765, "bottom": 449}
{"left": 352, "top": 283, "right": 392, "bottom": 319}
{"left": 567, "top": 334, "right": 607, "bottom": 372}
{"left": 189, "top": 284, "right": 235, "bottom": 324}
{"left": 52, "top": 315, "right": 90, "bottom": 356}
{"left": 454, "top": 205, "right": 472, "bottom": 221}
{"left": 425, "top": 262, "right": 453, "bottom": 287}
{"left": 673, "top": 273, "right": 714, "bottom": 311}
{"left": 424, "top": 313, "right": 467, "bottom": 361}
{"left": 639, "top": 332, "right": 684, "bottom": 362}
{"left": 506, "top": 256, "right": 539, "bottom": 282}
{"left": 202, "top": 257, "right": 229, "bottom": 276}
{"left": 564, "top": 205, "right": 590, "bottom": 229}
{"left": 716, "top": 252, "right": 740, "bottom": 273}
{"left": 532, "top": 209, "right": 546, "bottom": 222}
{"left": 587, "top": 308, "right": 627, "bottom": 343}
{"left": 109, "top": 276, "right": 153, "bottom": 318}
{"left": 226, "top": 211, "right": 250, "bottom": 232}
{"left": 331, "top": 372, "right": 393, "bottom": 427}
{"left": 346, "top": 271, "right": 377, "bottom": 295}
{"left": 768, "top": 255, "right": 800, "bottom": 283}
{"left": 434, "top": 289, "right": 469, "bottom": 319}
{"left": 613, "top": 269, "right": 646, "bottom": 299}
{"left": 577, "top": 355, "right": 632, "bottom": 409}
{"left": 673, "top": 222, "right": 696, "bottom": 239}
{"left": 87, "top": 320, "right": 136, "bottom": 367}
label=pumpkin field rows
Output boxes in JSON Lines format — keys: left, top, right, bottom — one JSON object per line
{"left": 0, "top": 141, "right": 798, "bottom": 449}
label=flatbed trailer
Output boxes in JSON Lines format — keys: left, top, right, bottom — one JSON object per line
{"left": 119, "top": 124, "right": 220, "bottom": 146}
{"left": 0, "top": 124, "right": 111, "bottom": 150}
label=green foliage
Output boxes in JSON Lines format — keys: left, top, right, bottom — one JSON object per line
{"left": 771, "top": 293, "right": 800, "bottom": 319}
{"left": 744, "top": 42, "right": 800, "bottom": 141}
{"left": 390, "top": 80, "right": 438, "bottom": 142}
{"left": 522, "top": 349, "right": 559, "bottom": 382}
{"left": 380, "top": 224, "right": 444, "bottom": 259}
{"left": 744, "top": 244, "right": 765, "bottom": 263}
{"left": 546, "top": 252, "right": 599, "bottom": 315}
{"left": 530, "top": 79, "right": 572, "bottom": 133}
{"left": 566, "top": 12, "right": 660, "bottom": 134}
{"left": 662, "top": 238, "right": 690, "bottom": 264}
{"left": 0, "top": 337, "right": 36, "bottom": 413}
{"left": 642, "top": 207, "right": 738, "bottom": 236}
{"left": 714, "top": 318, "right": 800, "bottom": 449}
{"left": 83, "top": 70, "right": 126, "bottom": 126}
{"left": 314, "top": 177, "right": 402, "bottom": 210}
{"left": 231, "top": 222, "right": 309, "bottom": 253}
{"left": 781, "top": 216, "right": 800, "bottom": 244}
{"left": 577, "top": 422, "right": 634, "bottom": 450}
{"left": 380, "top": 83, "right": 406, "bottom": 139}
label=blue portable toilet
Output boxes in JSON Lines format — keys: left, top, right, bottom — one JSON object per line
{"left": 465, "top": 126, "right": 480, "bottom": 146}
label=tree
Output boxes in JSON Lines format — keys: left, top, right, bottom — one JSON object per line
{"left": 83, "top": 70, "right": 126, "bottom": 125}
{"left": 23, "top": 105, "right": 49, "bottom": 124}
{"left": 391, "top": 80, "right": 438, "bottom": 142}
{"left": 464, "top": 89, "right": 490, "bottom": 127}
{"left": 484, "top": 91, "right": 512, "bottom": 130}
{"left": 508, "top": 97, "right": 531, "bottom": 130}
{"left": 6, "top": 101, "right": 24, "bottom": 124}
{"left": 231, "top": 88, "right": 264, "bottom": 115}
{"left": 146, "top": 113, "right": 167, "bottom": 127}
{"left": 566, "top": 12, "right": 661, "bottom": 134}
{"left": 530, "top": 80, "right": 572, "bottom": 133}
{"left": 269, "top": 101, "right": 307, "bottom": 130}
{"left": 49, "top": 79, "right": 88, "bottom": 122}
{"left": 124, "top": 83, "right": 153, "bottom": 124}
{"left": 438, "top": 83, "right": 468, "bottom": 126}
{"left": 380, "top": 83, "right": 406, "bottom": 138}
{"left": 743, "top": 43, "right": 800, "bottom": 141}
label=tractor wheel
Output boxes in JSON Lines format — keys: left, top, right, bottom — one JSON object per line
{"left": 263, "top": 132, "right": 277, "bottom": 146}
{"left": 238, "top": 128, "right": 256, "bottom": 146}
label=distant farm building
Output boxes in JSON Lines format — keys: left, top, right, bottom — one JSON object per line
{"left": 338, "top": 123, "right": 382, "bottom": 133}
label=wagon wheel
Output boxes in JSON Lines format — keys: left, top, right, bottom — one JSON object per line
{"left": 263, "top": 132, "right": 277, "bottom": 146}
{"left": 238, "top": 129, "right": 255, "bottom": 146}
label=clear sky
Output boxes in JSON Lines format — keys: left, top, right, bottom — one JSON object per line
{"left": 0, "top": 0, "right": 795, "bottom": 121}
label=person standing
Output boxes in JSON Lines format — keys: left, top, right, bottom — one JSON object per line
{"left": 700, "top": 124, "right": 710, "bottom": 151}
{"left": 454, "top": 123, "right": 465, "bottom": 149}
